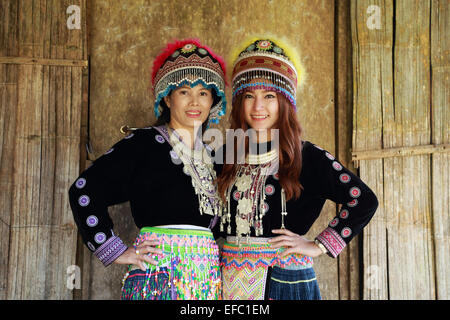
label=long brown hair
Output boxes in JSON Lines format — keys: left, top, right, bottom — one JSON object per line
{"left": 217, "top": 92, "right": 304, "bottom": 202}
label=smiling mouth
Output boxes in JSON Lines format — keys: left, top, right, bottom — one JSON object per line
{"left": 251, "top": 115, "right": 269, "bottom": 120}
{"left": 186, "top": 111, "right": 201, "bottom": 117}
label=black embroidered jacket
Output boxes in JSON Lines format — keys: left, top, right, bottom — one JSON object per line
{"left": 68, "top": 127, "right": 216, "bottom": 266}
{"left": 213, "top": 141, "right": 379, "bottom": 258}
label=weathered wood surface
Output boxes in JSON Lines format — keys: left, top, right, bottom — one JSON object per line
{"left": 352, "top": 0, "right": 448, "bottom": 299}
{"left": 0, "top": 63, "right": 17, "bottom": 300}
{"left": 0, "top": 56, "right": 88, "bottom": 67}
{"left": 351, "top": 0, "right": 389, "bottom": 300}
{"left": 1, "top": 0, "right": 446, "bottom": 300}
{"left": 0, "top": 0, "right": 87, "bottom": 299}
{"left": 336, "top": 0, "right": 360, "bottom": 300}
{"left": 352, "top": 143, "right": 449, "bottom": 163}
{"left": 430, "top": 0, "right": 450, "bottom": 301}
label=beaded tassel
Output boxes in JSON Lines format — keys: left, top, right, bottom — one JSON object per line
{"left": 122, "top": 229, "right": 221, "bottom": 300}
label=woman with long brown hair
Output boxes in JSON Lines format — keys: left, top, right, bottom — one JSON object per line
{"left": 215, "top": 38, "right": 378, "bottom": 300}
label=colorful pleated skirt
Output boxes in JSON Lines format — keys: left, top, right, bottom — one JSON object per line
{"left": 221, "top": 237, "right": 320, "bottom": 300}
{"left": 121, "top": 226, "right": 221, "bottom": 300}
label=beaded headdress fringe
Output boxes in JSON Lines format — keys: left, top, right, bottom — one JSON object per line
{"left": 230, "top": 36, "right": 303, "bottom": 110}
{"left": 151, "top": 38, "right": 227, "bottom": 125}
{"left": 232, "top": 70, "right": 296, "bottom": 108}
{"left": 152, "top": 38, "right": 226, "bottom": 86}
{"left": 153, "top": 67, "right": 226, "bottom": 123}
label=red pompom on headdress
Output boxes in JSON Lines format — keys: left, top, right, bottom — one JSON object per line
{"left": 151, "top": 38, "right": 227, "bottom": 88}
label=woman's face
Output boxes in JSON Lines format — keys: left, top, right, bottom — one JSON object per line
{"left": 164, "top": 84, "right": 213, "bottom": 131}
{"left": 243, "top": 88, "right": 279, "bottom": 134}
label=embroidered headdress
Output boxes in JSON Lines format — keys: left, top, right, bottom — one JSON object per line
{"left": 151, "top": 39, "right": 227, "bottom": 125}
{"left": 230, "top": 37, "right": 302, "bottom": 110}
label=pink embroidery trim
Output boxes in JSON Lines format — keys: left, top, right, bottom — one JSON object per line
{"left": 316, "top": 227, "right": 346, "bottom": 258}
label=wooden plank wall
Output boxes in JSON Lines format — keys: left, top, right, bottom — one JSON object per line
{"left": 0, "top": 0, "right": 87, "bottom": 299}
{"left": 430, "top": 0, "right": 449, "bottom": 300}
{"left": 351, "top": 0, "right": 449, "bottom": 299}
{"left": 350, "top": 0, "right": 387, "bottom": 299}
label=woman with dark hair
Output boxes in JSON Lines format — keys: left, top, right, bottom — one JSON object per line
{"left": 68, "top": 39, "right": 227, "bottom": 300}
{"left": 215, "top": 38, "right": 378, "bottom": 300}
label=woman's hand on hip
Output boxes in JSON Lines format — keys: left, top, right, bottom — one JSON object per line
{"left": 269, "top": 229, "right": 323, "bottom": 258}
{"left": 113, "top": 240, "right": 163, "bottom": 271}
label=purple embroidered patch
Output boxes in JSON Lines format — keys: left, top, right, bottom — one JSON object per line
{"left": 75, "top": 178, "right": 86, "bottom": 189}
{"left": 94, "top": 232, "right": 106, "bottom": 244}
{"left": 78, "top": 195, "right": 90, "bottom": 207}
{"left": 155, "top": 135, "right": 165, "bottom": 144}
{"left": 86, "top": 215, "right": 98, "bottom": 227}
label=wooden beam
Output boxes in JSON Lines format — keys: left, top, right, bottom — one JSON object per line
{"left": 0, "top": 56, "right": 88, "bottom": 67}
{"left": 352, "top": 144, "right": 450, "bottom": 165}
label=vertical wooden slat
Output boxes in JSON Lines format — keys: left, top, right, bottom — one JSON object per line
{"left": 64, "top": 0, "right": 83, "bottom": 60}
{"left": 0, "top": 0, "right": 18, "bottom": 57}
{"left": 7, "top": 64, "right": 81, "bottom": 299}
{"left": 50, "top": 0, "right": 61, "bottom": 59}
{"left": 431, "top": 0, "right": 450, "bottom": 300}
{"left": 8, "top": 64, "right": 44, "bottom": 298}
{"left": 43, "top": 67, "right": 80, "bottom": 300}
{"left": 351, "top": 0, "right": 391, "bottom": 299}
{"left": 0, "top": 63, "right": 18, "bottom": 299}
{"left": 336, "top": 0, "right": 359, "bottom": 300}
{"left": 74, "top": 0, "right": 91, "bottom": 299}
{"left": 42, "top": 0, "right": 51, "bottom": 59}
{"left": 387, "top": 0, "right": 434, "bottom": 300}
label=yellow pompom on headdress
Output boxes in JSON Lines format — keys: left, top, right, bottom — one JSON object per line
{"left": 230, "top": 36, "right": 303, "bottom": 110}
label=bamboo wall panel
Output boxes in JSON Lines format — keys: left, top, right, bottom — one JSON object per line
{"left": 388, "top": 0, "right": 434, "bottom": 300}
{"left": 0, "top": 63, "right": 17, "bottom": 299}
{"left": 352, "top": 0, "right": 447, "bottom": 299}
{"left": 351, "top": 0, "right": 389, "bottom": 300}
{"left": 0, "top": 0, "right": 87, "bottom": 299}
{"left": 6, "top": 64, "right": 82, "bottom": 299}
{"left": 431, "top": 0, "right": 449, "bottom": 300}
{"left": 86, "top": 0, "right": 339, "bottom": 299}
